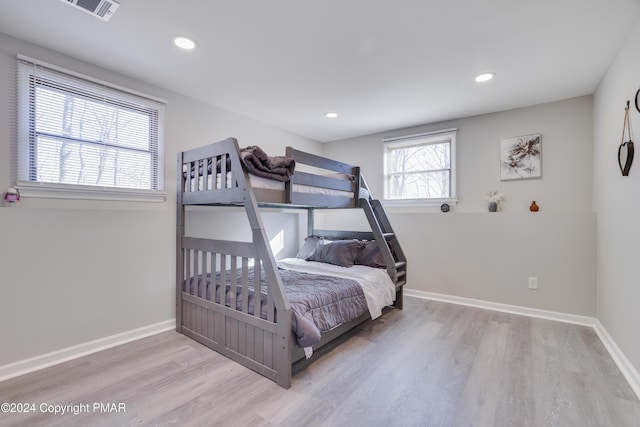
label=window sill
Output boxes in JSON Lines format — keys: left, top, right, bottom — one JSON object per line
{"left": 16, "top": 181, "right": 166, "bottom": 203}
{"left": 381, "top": 198, "right": 458, "bottom": 213}
{"left": 382, "top": 198, "right": 458, "bottom": 207}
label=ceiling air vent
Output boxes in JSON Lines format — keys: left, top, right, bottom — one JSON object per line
{"left": 60, "top": 0, "right": 120, "bottom": 22}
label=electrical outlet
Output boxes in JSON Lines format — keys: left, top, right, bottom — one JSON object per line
{"left": 528, "top": 276, "right": 538, "bottom": 290}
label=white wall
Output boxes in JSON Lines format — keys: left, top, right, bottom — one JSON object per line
{"left": 322, "top": 97, "right": 596, "bottom": 316}
{"left": 325, "top": 96, "right": 594, "bottom": 213}
{"left": 593, "top": 20, "right": 640, "bottom": 376}
{"left": 184, "top": 207, "right": 305, "bottom": 260}
{"left": 0, "top": 33, "right": 320, "bottom": 366}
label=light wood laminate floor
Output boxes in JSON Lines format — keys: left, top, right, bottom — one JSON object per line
{"left": 1, "top": 296, "right": 639, "bottom": 427}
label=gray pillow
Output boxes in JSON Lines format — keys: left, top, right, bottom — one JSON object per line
{"left": 356, "top": 241, "right": 387, "bottom": 268}
{"left": 296, "top": 236, "right": 323, "bottom": 259}
{"left": 306, "top": 240, "right": 364, "bottom": 267}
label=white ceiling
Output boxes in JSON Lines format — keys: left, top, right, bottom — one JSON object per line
{"left": 1, "top": 0, "right": 639, "bottom": 142}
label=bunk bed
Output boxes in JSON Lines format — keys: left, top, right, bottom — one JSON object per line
{"left": 176, "top": 137, "right": 407, "bottom": 388}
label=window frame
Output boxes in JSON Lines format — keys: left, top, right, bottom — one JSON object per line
{"left": 383, "top": 129, "right": 457, "bottom": 207}
{"left": 16, "top": 55, "right": 167, "bottom": 202}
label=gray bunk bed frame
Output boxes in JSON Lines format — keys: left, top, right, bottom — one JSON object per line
{"left": 176, "top": 137, "right": 406, "bottom": 388}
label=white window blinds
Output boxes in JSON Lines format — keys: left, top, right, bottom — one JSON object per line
{"left": 16, "top": 55, "right": 166, "bottom": 201}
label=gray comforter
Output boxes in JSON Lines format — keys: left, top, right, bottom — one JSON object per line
{"left": 240, "top": 145, "right": 295, "bottom": 182}
{"left": 184, "top": 145, "right": 295, "bottom": 182}
{"left": 185, "top": 267, "right": 368, "bottom": 347}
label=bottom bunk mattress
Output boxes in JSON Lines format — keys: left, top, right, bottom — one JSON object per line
{"left": 183, "top": 258, "right": 395, "bottom": 349}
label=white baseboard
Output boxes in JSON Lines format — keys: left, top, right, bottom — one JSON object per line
{"left": 0, "top": 319, "right": 176, "bottom": 383}
{"left": 405, "top": 288, "right": 640, "bottom": 400}
{"left": 404, "top": 289, "right": 595, "bottom": 326}
{"left": 593, "top": 319, "right": 640, "bottom": 399}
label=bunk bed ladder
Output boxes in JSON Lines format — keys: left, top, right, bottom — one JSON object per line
{"left": 360, "top": 198, "right": 407, "bottom": 309}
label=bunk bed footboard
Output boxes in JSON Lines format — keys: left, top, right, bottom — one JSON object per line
{"left": 178, "top": 237, "right": 293, "bottom": 387}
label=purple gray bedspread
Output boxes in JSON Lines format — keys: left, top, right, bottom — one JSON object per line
{"left": 184, "top": 267, "right": 368, "bottom": 347}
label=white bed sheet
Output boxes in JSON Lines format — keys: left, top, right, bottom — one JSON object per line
{"left": 190, "top": 172, "right": 370, "bottom": 199}
{"left": 276, "top": 257, "right": 395, "bottom": 320}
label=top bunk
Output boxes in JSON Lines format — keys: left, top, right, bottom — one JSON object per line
{"left": 178, "top": 137, "right": 370, "bottom": 209}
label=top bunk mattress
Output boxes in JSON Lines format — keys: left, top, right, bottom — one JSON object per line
{"left": 190, "top": 171, "right": 371, "bottom": 200}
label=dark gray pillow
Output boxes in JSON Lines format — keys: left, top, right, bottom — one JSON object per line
{"left": 306, "top": 240, "right": 364, "bottom": 267}
{"left": 356, "top": 241, "right": 387, "bottom": 268}
{"left": 296, "top": 236, "right": 323, "bottom": 259}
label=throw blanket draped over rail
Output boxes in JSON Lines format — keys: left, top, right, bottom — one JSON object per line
{"left": 184, "top": 145, "right": 296, "bottom": 182}
{"left": 240, "top": 145, "right": 295, "bottom": 182}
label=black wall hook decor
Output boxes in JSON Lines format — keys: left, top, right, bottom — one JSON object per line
{"left": 619, "top": 100, "right": 634, "bottom": 176}
{"left": 636, "top": 88, "right": 640, "bottom": 113}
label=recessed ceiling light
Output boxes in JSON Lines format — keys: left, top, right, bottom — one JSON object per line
{"left": 174, "top": 36, "right": 197, "bottom": 50}
{"left": 475, "top": 72, "right": 495, "bottom": 83}
{"left": 325, "top": 112, "right": 338, "bottom": 118}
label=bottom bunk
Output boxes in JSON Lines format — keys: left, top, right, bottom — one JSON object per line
{"left": 177, "top": 237, "right": 399, "bottom": 388}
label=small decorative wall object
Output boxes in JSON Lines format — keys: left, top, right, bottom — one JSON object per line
{"left": 500, "top": 133, "right": 542, "bottom": 180}
{"left": 635, "top": 89, "right": 640, "bottom": 113}
{"left": 618, "top": 100, "right": 634, "bottom": 176}
{"left": 3, "top": 187, "right": 20, "bottom": 203}
{"left": 486, "top": 190, "right": 505, "bottom": 212}
{"left": 529, "top": 201, "right": 539, "bottom": 212}
{"left": 440, "top": 203, "right": 450, "bottom": 213}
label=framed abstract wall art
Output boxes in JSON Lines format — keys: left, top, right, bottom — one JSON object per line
{"left": 500, "top": 133, "right": 542, "bottom": 180}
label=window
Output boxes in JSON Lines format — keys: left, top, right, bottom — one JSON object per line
{"left": 383, "top": 129, "right": 456, "bottom": 202}
{"left": 16, "top": 55, "right": 166, "bottom": 201}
